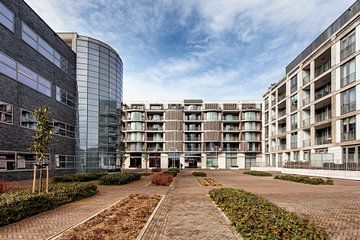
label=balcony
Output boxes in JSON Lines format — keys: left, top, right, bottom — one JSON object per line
{"left": 278, "top": 144, "right": 287, "bottom": 151}
{"left": 185, "top": 116, "right": 201, "bottom": 121}
{"left": 303, "top": 97, "right": 310, "bottom": 106}
{"left": 315, "top": 111, "right": 331, "bottom": 122}
{"left": 278, "top": 109, "right": 286, "bottom": 118}
{"left": 303, "top": 139, "right": 311, "bottom": 147}
{"left": 303, "top": 75, "right": 310, "bottom": 85}
{"left": 316, "top": 136, "right": 332, "bottom": 145}
{"left": 147, "top": 138, "right": 163, "bottom": 142}
{"left": 315, "top": 61, "right": 331, "bottom": 77}
{"left": 290, "top": 103, "right": 298, "bottom": 112}
{"left": 147, "top": 116, "right": 163, "bottom": 121}
{"left": 303, "top": 118, "right": 310, "bottom": 128}
{"left": 185, "top": 147, "right": 201, "bottom": 152}
{"left": 291, "top": 123, "right": 298, "bottom": 130}
{"left": 224, "top": 127, "right": 239, "bottom": 132}
{"left": 341, "top": 72, "right": 356, "bottom": 87}
{"left": 184, "top": 127, "right": 201, "bottom": 131}
{"left": 146, "top": 126, "right": 163, "bottom": 131}
{"left": 340, "top": 42, "right": 356, "bottom": 60}
{"left": 315, "top": 84, "right": 331, "bottom": 100}
{"left": 223, "top": 116, "right": 239, "bottom": 121}
{"left": 223, "top": 137, "right": 239, "bottom": 142}
{"left": 278, "top": 127, "right": 286, "bottom": 136}
{"left": 185, "top": 137, "right": 201, "bottom": 141}
{"left": 342, "top": 131, "right": 356, "bottom": 141}
{"left": 148, "top": 147, "right": 163, "bottom": 152}
{"left": 291, "top": 141, "right": 298, "bottom": 149}
{"left": 341, "top": 102, "right": 356, "bottom": 115}
{"left": 278, "top": 93, "right": 286, "bottom": 102}
{"left": 223, "top": 148, "right": 239, "bottom": 152}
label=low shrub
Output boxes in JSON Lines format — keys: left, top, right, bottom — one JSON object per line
{"left": 168, "top": 167, "right": 180, "bottom": 173}
{"left": 164, "top": 170, "right": 177, "bottom": 177}
{"left": 152, "top": 168, "right": 161, "bottom": 172}
{"left": 0, "top": 182, "right": 97, "bottom": 227}
{"left": 98, "top": 173, "right": 141, "bottom": 185}
{"left": 151, "top": 173, "right": 173, "bottom": 186}
{"left": 274, "top": 175, "right": 333, "bottom": 185}
{"left": 243, "top": 171, "right": 272, "bottom": 177}
{"left": 209, "top": 188, "right": 329, "bottom": 239}
{"left": 52, "top": 172, "right": 107, "bottom": 183}
{"left": 192, "top": 171, "right": 207, "bottom": 177}
{"left": 0, "top": 180, "right": 12, "bottom": 194}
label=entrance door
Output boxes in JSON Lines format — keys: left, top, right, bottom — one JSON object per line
{"left": 245, "top": 154, "right": 256, "bottom": 169}
{"left": 168, "top": 153, "right": 180, "bottom": 168}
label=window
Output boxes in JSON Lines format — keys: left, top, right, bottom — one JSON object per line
{"left": 290, "top": 75, "right": 298, "bottom": 93}
{"left": 291, "top": 133, "right": 298, "bottom": 148}
{"left": 21, "top": 109, "right": 37, "bottom": 129}
{"left": 291, "top": 113, "right": 298, "bottom": 130}
{"left": 0, "top": 152, "right": 49, "bottom": 171}
{"left": 0, "top": 51, "right": 16, "bottom": 79}
{"left": 0, "top": 2, "right": 14, "bottom": 32}
{"left": 55, "top": 155, "right": 75, "bottom": 169}
{"left": 206, "top": 112, "right": 219, "bottom": 121}
{"left": 0, "top": 152, "right": 15, "bottom": 170}
{"left": 341, "top": 87, "right": 356, "bottom": 114}
{"left": 56, "top": 86, "right": 75, "bottom": 108}
{"left": 53, "top": 120, "right": 75, "bottom": 138}
{"left": 342, "top": 116, "right": 356, "bottom": 141}
{"left": 21, "top": 22, "right": 70, "bottom": 74}
{"left": 341, "top": 58, "right": 356, "bottom": 87}
{"left": 340, "top": 30, "right": 356, "bottom": 60}
{"left": 149, "top": 154, "right": 160, "bottom": 168}
{"left": 0, "top": 101, "right": 12, "bottom": 124}
{"left": 290, "top": 94, "right": 298, "bottom": 112}
{"left": 293, "top": 151, "right": 300, "bottom": 161}
{"left": 226, "top": 153, "right": 237, "bottom": 167}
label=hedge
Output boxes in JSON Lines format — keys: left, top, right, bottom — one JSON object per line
{"left": 274, "top": 175, "right": 333, "bottom": 185}
{"left": 151, "top": 173, "right": 173, "bottom": 186}
{"left": 98, "top": 173, "right": 141, "bottom": 185}
{"left": 243, "top": 171, "right": 272, "bottom": 177}
{"left": 209, "top": 188, "right": 329, "bottom": 240}
{"left": 52, "top": 173, "right": 107, "bottom": 183}
{"left": 192, "top": 171, "right": 207, "bottom": 177}
{"left": 0, "top": 182, "right": 97, "bottom": 227}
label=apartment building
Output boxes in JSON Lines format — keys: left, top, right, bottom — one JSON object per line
{"left": 122, "top": 100, "right": 262, "bottom": 169}
{"left": 0, "top": 0, "right": 123, "bottom": 179}
{"left": 263, "top": 1, "right": 360, "bottom": 170}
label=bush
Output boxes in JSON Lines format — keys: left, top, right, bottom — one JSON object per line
{"left": 0, "top": 180, "right": 12, "bottom": 194}
{"left": 52, "top": 172, "right": 107, "bottom": 183}
{"left": 98, "top": 173, "right": 141, "bottom": 185}
{"left": 209, "top": 188, "right": 329, "bottom": 239}
{"left": 243, "top": 171, "right": 272, "bottom": 177}
{"left": 192, "top": 171, "right": 207, "bottom": 177}
{"left": 151, "top": 173, "right": 173, "bottom": 186}
{"left": 168, "top": 167, "right": 180, "bottom": 173}
{"left": 0, "top": 182, "right": 97, "bottom": 227}
{"left": 164, "top": 170, "right": 177, "bottom": 177}
{"left": 152, "top": 168, "right": 161, "bottom": 172}
{"left": 274, "top": 175, "right": 334, "bottom": 185}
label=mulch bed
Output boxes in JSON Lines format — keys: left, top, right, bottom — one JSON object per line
{"left": 197, "top": 177, "right": 222, "bottom": 186}
{"left": 59, "top": 194, "right": 161, "bottom": 240}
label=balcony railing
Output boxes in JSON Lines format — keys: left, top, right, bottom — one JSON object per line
{"left": 223, "top": 116, "right": 239, "bottom": 121}
{"left": 303, "top": 118, "right": 310, "bottom": 128}
{"left": 315, "top": 111, "right": 331, "bottom": 122}
{"left": 315, "top": 60, "right": 331, "bottom": 77}
{"left": 147, "top": 138, "right": 163, "bottom": 142}
{"left": 316, "top": 136, "right": 332, "bottom": 145}
{"left": 278, "top": 93, "right": 286, "bottom": 102}
{"left": 341, "top": 102, "right": 356, "bottom": 114}
{"left": 224, "top": 127, "right": 239, "bottom": 132}
{"left": 185, "top": 137, "right": 201, "bottom": 141}
{"left": 278, "top": 127, "right": 286, "bottom": 135}
{"left": 278, "top": 109, "right": 286, "bottom": 118}
{"left": 291, "top": 123, "right": 298, "bottom": 130}
{"left": 291, "top": 142, "right": 298, "bottom": 149}
{"left": 303, "top": 139, "right": 311, "bottom": 147}
{"left": 148, "top": 147, "right": 163, "bottom": 152}
{"left": 340, "top": 42, "right": 356, "bottom": 60}
{"left": 342, "top": 131, "right": 356, "bottom": 141}
{"left": 223, "top": 148, "right": 239, "bottom": 152}
{"left": 224, "top": 137, "right": 239, "bottom": 141}
{"left": 315, "top": 84, "right": 331, "bottom": 100}
{"left": 185, "top": 148, "right": 201, "bottom": 152}
{"left": 185, "top": 127, "right": 201, "bottom": 131}
{"left": 341, "top": 72, "right": 356, "bottom": 87}
{"left": 291, "top": 103, "right": 298, "bottom": 112}
{"left": 278, "top": 144, "right": 287, "bottom": 151}
{"left": 147, "top": 127, "right": 163, "bottom": 131}
{"left": 147, "top": 116, "right": 163, "bottom": 121}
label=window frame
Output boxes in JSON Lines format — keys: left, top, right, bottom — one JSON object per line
{"left": 0, "top": 101, "right": 13, "bottom": 125}
{"left": 0, "top": 2, "right": 14, "bottom": 32}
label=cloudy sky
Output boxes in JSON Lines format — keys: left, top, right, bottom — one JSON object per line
{"left": 26, "top": 0, "right": 354, "bottom": 101}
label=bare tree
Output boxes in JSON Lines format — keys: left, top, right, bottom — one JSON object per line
{"left": 118, "top": 141, "right": 127, "bottom": 174}
{"left": 143, "top": 144, "right": 149, "bottom": 174}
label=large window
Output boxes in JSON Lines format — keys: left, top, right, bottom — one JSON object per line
{"left": 0, "top": 152, "right": 49, "bottom": 171}
{"left": 21, "top": 22, "right": 70, "bottom": 74}
{"left": 55, "top": 155, "right": 75, "bottom": 169}
{"left": 21, "top": 109, "right": 37, "bottom": 129}
{"left": 290, "top": 113, "right": 298, "bottom": 130}
{"left": 226, "top": 153, "right": 237, "bottom": 167}
{"left": 341, "top": 87, "right": 356, "bottom": 114}
{"left": 340, "top": 30, "right": 356, "bottom": 60}
{"left": 0, "top": 2, "right": 14, "bottom": 32}
{"left": 0, "top": 101, "right": 12, "bottom": 124}
{"left": 205, "top": 112, "right": 219, "bottom": 121}
{"left": 149, "top": 154, "right": 160, "bottom": 168}
{"left": 56, "top": 86, "right": 75, "bottom": 108}
{"left": 341, "top": 58, "right": 356, "bottom": 87}
{"left": 342, "top": 116, "right": 356, "bottom": 141}
{"left": 53, "top": 120, "right": 75, "bottom": 138}
{"left": 290, "top": 75, "right": 297, "bottom": 94}
{"left": 291, "top": 132, "right": 298, "bottom": 148}
{"left": 0, "top": 51, "right": 51, "bottom": 96}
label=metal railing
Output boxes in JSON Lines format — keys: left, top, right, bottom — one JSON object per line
{"left": 303, "top": 74, "right": 310, "bottom": 85}
{"left": 340, "top": 42, "right": 356, "bottom": 60}
{"left": 316, "top": 136, "right": 332, "bottom": 145}
{"left": 341, "top": 102, "right": 356, "bottom": 114}
{"left": 303, "top": 118, "right": 310, "bottom": 128}
{"left": 341, "top": 72, "right": 356, "bottom": 87}
{"left": 315, "top": 61, "right": 331, "bottom": 77}
{"left": 303, "top": 97, "right": 310, "bottom": 106}
{"left": 303, "top": 139, "right": 311, "bottom": 147}
{"left": 278, "top": 109, "right": 286, "bottom": 118}
{"left": 315, "top": 84, "right": 331, "bottom": 100}
{"left": 342, "top": 131, "right": 356, "bottom": 141}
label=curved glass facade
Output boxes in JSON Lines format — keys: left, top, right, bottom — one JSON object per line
{"left": 75, "top": 36, "right": 123, "bottom": 172}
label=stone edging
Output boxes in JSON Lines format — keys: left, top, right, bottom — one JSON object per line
{"left": 47, "top": 196, "right": 126, "bottom": 240}
{"left": 136, "top": 194, "right": 166, "bottom": 240}
{"left": 207, "top": 194, "right": 243, "bottom": 240}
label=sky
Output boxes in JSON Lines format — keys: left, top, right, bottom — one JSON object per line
{"left": 25, "top": 0, "right": 355, "bottom": 101}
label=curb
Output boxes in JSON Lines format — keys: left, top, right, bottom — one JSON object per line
{"left": 136, "top": 194, "right": 166, "bottom": 240}
{"left": 207, "top": 194, "right": 243, "bottom": 240}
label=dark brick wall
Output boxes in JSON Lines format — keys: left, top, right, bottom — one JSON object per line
{"left": 0, "top": 0, "right": 77, "bottom": 180}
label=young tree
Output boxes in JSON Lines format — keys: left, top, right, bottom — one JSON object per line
{"left": 30, "top": 106, "right": 53, "bottom": 193}
{"left": 143, "top": 144, "right": 149, "bottom": 174}
{"left": 118, "top": 141, "right": 127, "bottom": 174}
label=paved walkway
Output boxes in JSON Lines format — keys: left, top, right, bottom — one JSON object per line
{"left": 0, "top": 176, "right": 169, "bottom": 240}
{"left": 141, "top": 171, "right": 238, "bottom": 240}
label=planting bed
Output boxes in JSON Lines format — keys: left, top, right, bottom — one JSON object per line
{"left": 59, "top": 194, "right": 161, "bottom": 240}
{"left": 274, "top": 175, "right": 333, "bottom": 185}
{"left": 243, "top": 170, "right": 272, "bottom": 177}
{"left": 197, "top": 177, "right": 222, "bottom": 186}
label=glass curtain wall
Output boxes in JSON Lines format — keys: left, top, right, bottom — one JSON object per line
{"left": 76, "top": 36, "right": 123, "bottom": 172}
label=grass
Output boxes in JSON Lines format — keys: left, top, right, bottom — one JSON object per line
{"left": 274, "top": 175, "right": 334, "bottom": 185}
{"left": 209, "top": 188, "right": 329, "bottom": 240}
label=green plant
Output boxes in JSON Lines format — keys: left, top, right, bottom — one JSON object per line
{"left": 164, "top": 170, "right": 177, "bottom": 177}
{"left": 243, "top": 170, "right": 272, "bottom": 177}
{"left": 52, "top": 173, "right": 107, "bottom": 183}
{"left": 274, "top": 175, "right": 334, "bottom": 185}
{"left": 209, "top": 188, "right": 329, "bottom": 240}
{"left": 98, "top": 173, "right": 141, "bottom": 185}
{"left": 168, "top": 167, "right": 180, "bottom": 173}
{"left": 0, "top": 182, "right": 97, "bottom": 227}
{"left": 151, "top": 173, "right": 173, "bottom": 186}
{"left": 192, "top": 171, "right": 207, "bottom": 177}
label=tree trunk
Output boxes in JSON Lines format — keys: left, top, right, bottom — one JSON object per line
{"left": 32, "top": 165, "right": 37, "bottom": 193}
{"left": 46, "top": 165, "right": 49, "bottom": 193}
{"left": 39, "top": 165, "right": 43, "bottom": 193}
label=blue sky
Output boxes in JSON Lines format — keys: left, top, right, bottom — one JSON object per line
{"left": 26, "top": 0, "right": 354, "bottom": 101}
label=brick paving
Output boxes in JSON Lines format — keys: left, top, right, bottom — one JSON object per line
{"left": 208, "top": 170, "right": 360, "bottom": 240}
{"left": 0, "top": 176, "right": 169, "bottom": 240}
{"left": 140, "top": 171, "right": 238, "bottom": 240}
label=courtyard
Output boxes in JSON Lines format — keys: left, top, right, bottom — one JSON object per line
{"left": 0, "top": 170, "right": 359, "bottom": 240}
